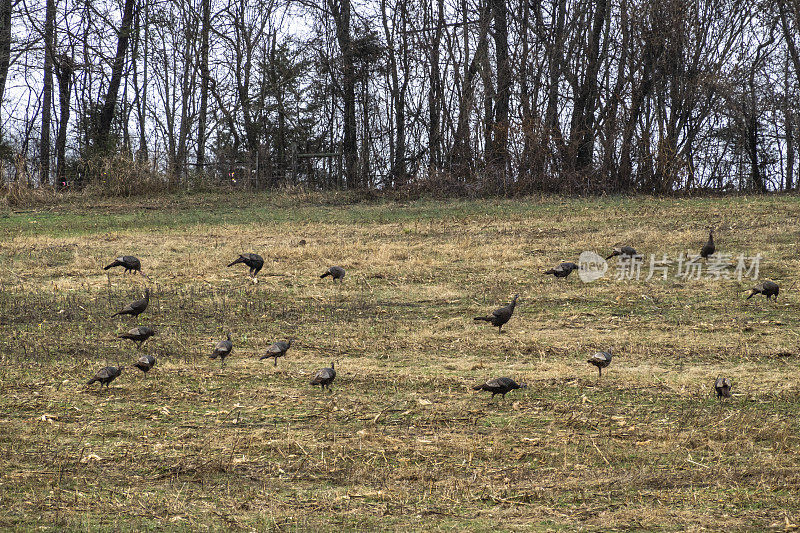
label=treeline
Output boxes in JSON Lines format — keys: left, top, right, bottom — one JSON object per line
{"left": 1, "top": 0, "right": 799, "bottom": 194}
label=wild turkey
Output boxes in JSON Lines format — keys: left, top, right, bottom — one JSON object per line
{"left": 320, "top": 266, "right": 346, "bottom": 282}
{"left": 545, "top": 262, "right": 579, "bottom": 278}
{"left": 587, "top": 349, "right": 613, "bottom": 377}
{"left": 132, "top": 354, "right": 156, "bottom": 376}
{"left": 747, "top": 280, "right": 779, "bottom": 300}
{"left": 474, "top": 294, "right": 519, "bottom": 333}
{"left": 111, "top": 288, "right": 150, "bottom": 318}
{"left": 700, "top": 229, "right": 715, "bottom": 259}
{"left": 472, "top": 377, "right": 525, "bottom": 401}
{"left": 715, "top": 377, "right": 732, "bottom": 399}
{"left": 104, "top": 255, "right": 142, "bottom": 275}
{"left": 310, "top": 362, "right": 336, "bottom": 390}
{"left": 118, "top": 326, "right": 156, "bottom": 349}
{"left": 227, "top": 253, "right": 264, "bottom": 282}
{"left": 87, "top": 366, "right": 124, "bottom": 388}
{"left": 260, "top": 340, "right": 292, "bottom": 366}
{"left": 211, "top": 333, "right": 233, "bottom": 367}
{"left": 606, "top": 246, "right": 638, "bottom": 260}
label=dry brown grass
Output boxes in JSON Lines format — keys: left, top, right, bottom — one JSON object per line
{"left": 0, "top": 193, "right": 799, "bottom": 530}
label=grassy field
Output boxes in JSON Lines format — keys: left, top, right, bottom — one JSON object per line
{"left": 0, "top": 192, "right": 799, "bottom": 531}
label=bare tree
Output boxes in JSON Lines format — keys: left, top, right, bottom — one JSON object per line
{"left": 175, "top": 1, "right": 198, "bottom": 178}
{"left": 487, "top": 0, "right": 511, "bottom": 192}
{"left": 131, "top": 0, "right": 149, "bottom": 162}
{"left": 568, "top": 0, "right": 607, "bottom": 177}
{"left": 427, "top": 0, "right": 444, "bottom": 170}
{"left": 54, "top": 53, "right": 72, "bottom": 184}
{"left": 1, "top": 0, "right": 796, "bottom": 194}
{"left": 450, "top": 2, "right": 489, "bottom": 180}
{"left": 381, "top": 0, "right": 410, "bottom": 186}
{"left": 196, "top": 0, "right": 211, "bottom": 172}
{"left": 41, "top": 0, "right": 54, "bottom": 183}
{"left": 328, "top": 0, "right": 358, "bottom": 187}
{"left": 96, "top": 0, "right": 136, "bottom": 150}
{"left": 0, "top": 0, "right": 12, "bottom": 136}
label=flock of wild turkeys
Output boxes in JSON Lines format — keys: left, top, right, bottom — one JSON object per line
{"left": 89, "top": 229, "right": 779, "bottom": 403}
{"left": 88, "top": 253, "right": 339, "bottom": 392}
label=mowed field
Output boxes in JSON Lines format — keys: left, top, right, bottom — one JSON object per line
{"left": 1, "top": 192, "right": 799, "bottom": 531}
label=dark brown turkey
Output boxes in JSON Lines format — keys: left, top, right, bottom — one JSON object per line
{"left": 474, "top": 294, "right": 518, "bottom": 333}
{"left": 211, "top": 333, "right": 233, "bottom": 367}
{"left": 472, "top": 377, "right": 525, "bottom": 401}
{"left": 228, "top": 253, "right": 264, "bottom": 282}
{"left": 260, "top": 340, "right": 292, "bottom": 366}
{"left": 700, "top": 229, "right": 715, "bottom": 259}
{"left": 606, "top": 246, "right": 638, "bottom": 260}
{"left": 111, "top": 288, "right": 150, "bottom": 318}
{"left": 747, "top": 280, "right": 779, "bottom": 300}
{"left": 545, "top": 262, "right": 579, "bottom": 278}
{"left": 87, "top": 366, "right": 124, "bottom": 388}
{"left": 118, "top": 326, "right": 156, "bottom": 349}
{"left": 104, "top": 255, "right": 142, "bottom": 275}
{"left": 715, "top": 377, "right": 732, "bottom": 399}
{"left": 310, "top": 362, "right": 336, "bottom": 390}
{"left": 133, "top": 354, "right": 156, "bottom": 376}
{"left": 320, "top": 266, "right": 346, "bottom": 282}
{"left": 587, "top": 349, "right": 613, "bottom": 377}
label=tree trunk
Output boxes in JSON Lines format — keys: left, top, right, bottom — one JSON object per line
{"left": 787, "top": 60, "right": 795, "bottom": 191}
{"left": 619, "top": 27, "right": 657, "bottom": 190}
{"left": 55, "top": 55, "right": 73, "bottom": 186}
{"left": 570, "top": 0, "right": 607, "bottom": 175}
{"left": 779, "top": 0, "right": 800, "bottom": 85}
{"left": 196, "top": 0, "right": 211, "bottom": 173}
{"left": 270, "top": 33, "right": 287, "bottom": 184}
{"left": 779, "top": 0, "right": 798, "bottom": 190}
{"left": 428, "top": 0, "right": 444, "bottom": 170}
{"left": 361, "top": 80, "right": 370, "bottom": 186}
{"left": 96, "top": 0, "right": 136, "bottom": 150}
{"left": 162, "top": 42, "right": 176, "bottom": 173}
{"left": 175, "top": 16, "right": 196, "bottom": 180}
{"left": 747, "top": 110, "right": 764, "bottom": 191}
{"left": 542, "top": 0, "right": 567, "bottom": 184}
{"left": 381, "top": 0, "right": 408, "bottom": 187}
{"left": 601, "top": 0, "right": 628, "bottom": 190}
{"left": 121, "top": 68, "right": 130, "bottom": 151}
{"left": 449, "top": 2, "right": 489, "bottom": 179}
{"left": 0, "top": 0, "right": 11, "bottom": 137}
{"left": 745, "top": 69, "right": 765, "bottom": 192}
{"left": 330, "top": 0, "right": 357, "bottom": 188}
{"left": 787, "top": 112, "right": 795, "bottom": 191}
{"left": 132, "top": 0, "right": 149, "bottom": 162}
{"left": 488, "top": 0, "right": 510, "bottom": 192}
{"left": 518, "top": 0, "right": 533, "bottom": 188}
{"left": 396, "top": 2, "right": 409, "bottom": 188}
{"left": 41, "top": 0, "right": 55, "bottom": 184}
{"left": 480, "top": 51, "right": 494, "bottom": 165}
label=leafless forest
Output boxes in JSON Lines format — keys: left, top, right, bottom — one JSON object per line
{"left": 2, "top": 0, "right": 800, "bottom": 193}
